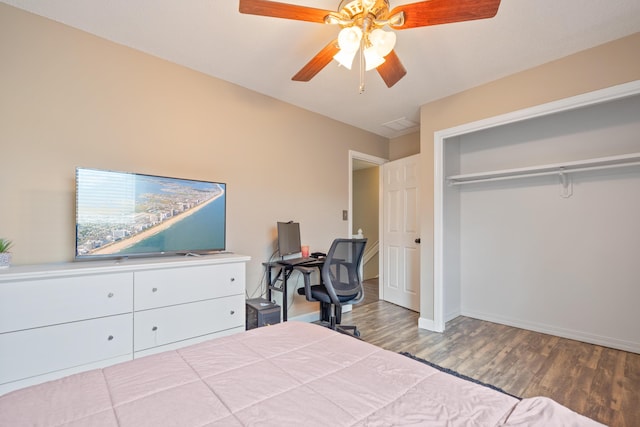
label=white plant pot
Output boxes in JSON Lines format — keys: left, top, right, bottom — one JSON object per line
{"left": 0, "top": 253, "right": 11, "bottom": 269}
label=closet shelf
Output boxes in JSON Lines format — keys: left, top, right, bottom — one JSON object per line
{"left": 447, "top": 152, "right": 640, "bottom": 186}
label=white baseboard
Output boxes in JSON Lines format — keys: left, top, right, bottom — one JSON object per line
{"left": 462, "top": 309, "right": 640, "bottom": 354}
{"left": 444, "top": 309, "right": 461, "bottom": 323}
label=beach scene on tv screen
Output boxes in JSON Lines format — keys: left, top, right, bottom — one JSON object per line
{"left": 76, "top": 169, "right": 225, "bottom": 257}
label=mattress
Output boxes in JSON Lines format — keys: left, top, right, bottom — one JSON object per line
{"left": 0, "top": 321, "right": 604, "bottom": 426}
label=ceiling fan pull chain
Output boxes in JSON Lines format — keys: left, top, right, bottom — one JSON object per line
{"left": 358, "top": 14, "right": 371, "bottom": 94}
{"left": 359, "top": 36, "right": 365, "bottom": 93}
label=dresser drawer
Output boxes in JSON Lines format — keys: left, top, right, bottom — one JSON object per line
{"left": 0, "top": 313, "right": 132, "bottom": 385}
{"left": 0, "top": 273, "right": 133, "bottom": 333}
{"left": 134, "top": 295, "right": 244, "bottom": 351}
{"left": 134, "top": 263, "right": 244, "bottom": 310}
{"left": 134, "top": 326, "right": 245, "bottom": 359}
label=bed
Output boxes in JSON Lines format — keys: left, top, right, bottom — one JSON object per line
{"left": 0, "top": 321, "right": 604, "bottom": 426}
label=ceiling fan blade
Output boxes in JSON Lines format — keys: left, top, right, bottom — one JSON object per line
{"left": 391, "top": 0, "right": 501, "bottom": 29}
{"left": 292, "top": 40, "right": 340, "bottom": 82}
{"left": 239, "top": 0, "right": 333, "bottom": 23}
{"left": 377, "top": 50, "right": 407, "bottom": 88}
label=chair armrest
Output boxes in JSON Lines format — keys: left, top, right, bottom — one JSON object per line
{"left": 293, "top": 266, "right": 315, "bottom": 275}
{"left": 293, "top": 265, "right": 315, "bottom": 297}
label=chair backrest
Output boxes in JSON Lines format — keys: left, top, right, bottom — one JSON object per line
{"left": 321, "top": 238, "right": 367, "bottom": 305}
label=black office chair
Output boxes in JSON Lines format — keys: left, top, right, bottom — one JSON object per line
{"left": 296, "top": 238, "right": 367, "bottom": 337}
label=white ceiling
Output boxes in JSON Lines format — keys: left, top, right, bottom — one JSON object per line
{"left": 3, "top": 0, "right": 639, "bottom": 138}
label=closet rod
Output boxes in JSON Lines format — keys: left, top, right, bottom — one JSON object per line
{"left": 448, "top": 160, "right": 640, "bottom": 186}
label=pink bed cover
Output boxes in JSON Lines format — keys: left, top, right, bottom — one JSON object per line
{"left": 0, "top": 321, "right": 605, "bottom": 426}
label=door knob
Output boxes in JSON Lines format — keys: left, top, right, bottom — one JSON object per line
{"left": 415, "top": 238, "right": 421, "bottom": 244}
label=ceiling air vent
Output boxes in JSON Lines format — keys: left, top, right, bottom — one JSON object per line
{"left": 382, "top": 117, "right": 419, "bottom": 132}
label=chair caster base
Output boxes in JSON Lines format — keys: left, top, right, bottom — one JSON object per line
{"left": 312, "top": 320, "right": 361, "bottom": 339}
{"left": 336, "top": 325, "right": 361, "bottom": 339}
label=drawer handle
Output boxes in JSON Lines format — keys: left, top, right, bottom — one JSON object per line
{"left": 107, "top": 292, "right": 114, "bottom": 298}
{"left": 107, "top": 335, "right": 114, "bottom": 341}
{"left": 152, "top": 287, "right": 158, "bottom": 292}
{"left": 230, "top": 277, "right": 235, "bottom": 282}
{"left": 152, "top": 326, "right": 158, "bottom": 331}
{"left": 230, "top": 310, "right": 235, "bottom": 315}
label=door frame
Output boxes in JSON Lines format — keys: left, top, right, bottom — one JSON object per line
{"left": 348, "top": 150, "right": 387, "bottom": 299}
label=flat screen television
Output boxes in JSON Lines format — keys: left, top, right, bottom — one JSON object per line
{"left": 75, "top": 167, "right": 226, "bottom": 260}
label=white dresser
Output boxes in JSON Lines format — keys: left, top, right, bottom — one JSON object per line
{"left": 0, "top": 253, "right": 249, "bottom": 394}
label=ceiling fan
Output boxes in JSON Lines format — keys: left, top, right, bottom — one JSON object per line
{"left": 239, "top": 0, "right": 502, "bottom": 92}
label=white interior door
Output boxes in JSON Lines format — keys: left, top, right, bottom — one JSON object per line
{"left": 382, "top": 154, "right": 420, "bottom": 311}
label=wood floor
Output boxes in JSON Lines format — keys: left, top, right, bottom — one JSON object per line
{"left": 343, "top": 280, "right": 640, "bottom": 427}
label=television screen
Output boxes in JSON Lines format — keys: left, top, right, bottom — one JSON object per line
{"left": 75, "top": 168, "right": 226, "bottom": 259}
{"left": 277, "top": 221, "right": 301, "bottom": 257}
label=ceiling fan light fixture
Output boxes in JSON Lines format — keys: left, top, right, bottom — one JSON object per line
{"left": 337, "top": 26, "right": 363, "bottom": 52}
{"left": 334, "top": 48, "right": 358, "bottom": 69}
{"left": 364, "top": 45, "right": 385, "bottom": 70}
{"left": 368, "top": 28, "right": 396, "bottom": 57}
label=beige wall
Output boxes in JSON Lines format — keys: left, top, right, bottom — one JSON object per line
{"left": 418, "top": 32, "right": 640, "bottom": 321}
{"left": 0, "top": 4, "right": 389, "bottom": 317}
{"left": 352, "top": 166, "right": 379, "bottom": 279}
{"left": 389, "top": 132, "right": 420, "bottom": 160}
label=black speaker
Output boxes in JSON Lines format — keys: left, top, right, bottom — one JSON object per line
{"left": 246, "top": 298, "right": 281, "bottom": 330}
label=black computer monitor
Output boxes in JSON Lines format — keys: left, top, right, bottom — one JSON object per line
{"left": 277, "top": 221, "right": 301, "bottom": 257}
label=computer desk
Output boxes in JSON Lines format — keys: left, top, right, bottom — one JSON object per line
{"left": 262, "top": 258, "right": 324, "bottom": 321}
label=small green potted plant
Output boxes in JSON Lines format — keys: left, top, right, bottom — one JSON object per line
{"left": 0, "top": 238, "right": 13, "bottom": 269}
